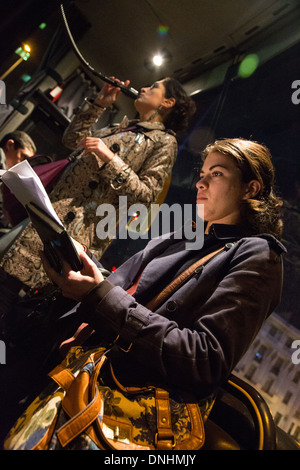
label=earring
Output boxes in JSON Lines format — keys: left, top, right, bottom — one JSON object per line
{"left": 147, "top": 106, "right": 162, "bottom": 121}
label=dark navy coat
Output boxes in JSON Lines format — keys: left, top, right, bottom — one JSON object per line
{"left": 79, "top": 223, "right": 285, "bottom": 399}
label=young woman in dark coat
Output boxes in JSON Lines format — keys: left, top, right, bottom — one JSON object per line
{"left": 41, "top": 138, "right": 284, "bottom": 400}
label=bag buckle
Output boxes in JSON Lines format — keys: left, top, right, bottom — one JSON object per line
{"left": 154, "top": 432, "right": 176, "bottom": 448}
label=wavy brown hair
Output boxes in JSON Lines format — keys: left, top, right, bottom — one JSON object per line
{"left": 201, "top": 138, "right": 283, "bottom": 238}
{"left": 163, "top": 78, "right": 196, "bottom": 132}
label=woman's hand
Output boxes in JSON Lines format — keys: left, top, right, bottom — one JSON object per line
{"left": 40, "top": 250, "right": 104, "bottom": 301}
{"left": 78, "top": 136, "right": 115, "bottom": 163}
{"left": 95, "top": 77, "right": 130, "bottom": 108}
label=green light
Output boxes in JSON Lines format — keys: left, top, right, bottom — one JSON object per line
{"left": 21, "top": 74, "right": 31, "bottom": 82}
{"left": 15, "top": 47, "right": 30, "bottom": 61}
{"left": 238, "top": 54, "right": 259, "bottom": 78}
{"left": 39, "top": 22, "right": 47, "bottom": 30}
{"left": 15, "top": 47, "right": 23, "bottom": 56}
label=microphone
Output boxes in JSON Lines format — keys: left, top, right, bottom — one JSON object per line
{"left": 99, "top": 76, "right": 139, "bottom": 99}
{"left": 60, "top": 3, "right": 139, "bottom": 99}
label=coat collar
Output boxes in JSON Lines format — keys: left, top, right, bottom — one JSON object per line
{"left": 107, "top": 221, "right": 285, "bottom": 289}
{"left": 145, "top": 221, "right": 286, "bottom": 254}
{"left": 206, "top": 223, "right": 254, "bottom": 240}
{"left": 207, "top": 223, "right": 286, "bottom": 254}
{"left": 111, "top": 116, "right": 175, "bottom": 136}
{"left": 142, "top": 222, "right": 247, "bottom": 254}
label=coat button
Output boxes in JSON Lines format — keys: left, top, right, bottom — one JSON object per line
{"left": 225, "top": 242, "right": 235, "bottom": 250}
{"left": 88, "top": 180, "right": 98, "bottom": 189}
{"left": 66, "top": 211, "right": 75, "bottom": 221}
{"left": 110, "top": 143, "right": 120, "bottom": 153}
{"left": 194, "top": 265, "right": 203, "bottom": 274}
{"left": 166, "top": 300, "right": 177, "bottom": 312}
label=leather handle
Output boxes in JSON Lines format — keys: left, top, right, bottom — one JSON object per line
{"left": 56, "top": 387, "right": 101, "bottom": 447}
{"left": 55, "top": 355, "right": 106, "bottom": 447}
{"left": 155, "top": 389, "right": 174, "bottom": 450}
{"left": 48, "top": 363, "right": 75, "bottom": 392}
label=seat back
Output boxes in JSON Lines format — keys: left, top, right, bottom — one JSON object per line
{"left": 205, "top": 374, "right": 277, "bottom": 450}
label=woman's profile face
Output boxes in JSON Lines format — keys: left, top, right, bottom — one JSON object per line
{"left": 134, "top": 80, "right": 167, "bottom": 115}
{"left": 196, "top": 151, "right": 250, "bottom": 229}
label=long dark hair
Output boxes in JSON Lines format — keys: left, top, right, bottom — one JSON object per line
{"left": 162, "top": 78, "right": 196, "bottom": 132}
{"left": 202, "top": 138, "right": 283, "bottom": 238}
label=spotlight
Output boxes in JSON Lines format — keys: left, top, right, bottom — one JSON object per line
{"left": 144, "top": 48, "right": 172, "bottom": 72}
{"left": 0, "top": 44, "right": 32, "bottom": 80}
{"left": 153, "top": 54, "right": 163, "bottom": 67}
{"left": 15, "top": 45, "right": 31, "bottom": 61}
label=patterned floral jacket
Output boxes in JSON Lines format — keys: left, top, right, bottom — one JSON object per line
{"left": 0, "top": 99, "right": 178, "bottom": 289}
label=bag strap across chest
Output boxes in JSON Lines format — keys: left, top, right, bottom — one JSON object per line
{"left": 145, "top": 246, "right": 226, "bottom": 311}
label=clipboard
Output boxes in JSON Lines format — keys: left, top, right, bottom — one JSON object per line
{"left": 0, "top": 160, "right": 83, "bottom": 273}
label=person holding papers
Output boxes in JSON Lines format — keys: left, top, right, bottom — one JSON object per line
{"left": 0, "top": 131, "right": 36, "bottom": 234}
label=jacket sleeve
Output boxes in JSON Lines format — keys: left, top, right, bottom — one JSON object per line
{"left": 78, "top": 237, "right": 284, "bottom": 397}
{"left": 62, "top": 99, "right": 106, "bottom": 150}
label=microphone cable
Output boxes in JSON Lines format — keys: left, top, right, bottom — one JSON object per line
{"left": 59, "top": 3, "right": 139, "bottom": 99}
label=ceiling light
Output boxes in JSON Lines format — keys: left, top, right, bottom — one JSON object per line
{"left": 144, "top": 48, "right": 172, "bottom": 72}
{"left": 153, "top": 54, "right": 163, "bottom": 66}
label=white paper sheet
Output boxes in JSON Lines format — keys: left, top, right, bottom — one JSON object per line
{"left": 0, "top": 160, "right": 62, "bottom": 225}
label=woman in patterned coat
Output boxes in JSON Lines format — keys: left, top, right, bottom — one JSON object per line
{"left": 0, "top": 77, "right": 195, "bottom": 292}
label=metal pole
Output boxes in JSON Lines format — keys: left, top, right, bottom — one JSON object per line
{"left": 0, "top": 57, "right": 24, "bottom": 81}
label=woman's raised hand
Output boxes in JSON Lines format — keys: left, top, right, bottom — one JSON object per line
{"left": 95, "top": 77, "right": 130, "bottom": 108}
